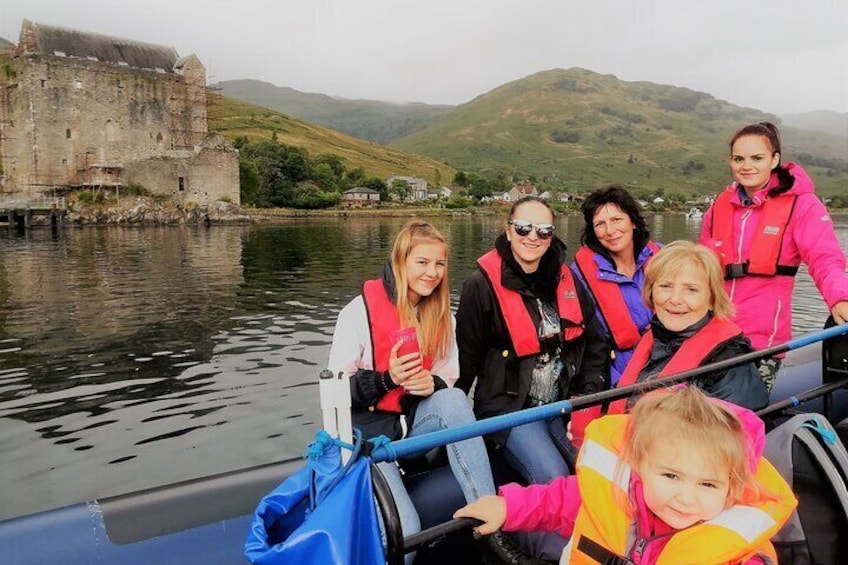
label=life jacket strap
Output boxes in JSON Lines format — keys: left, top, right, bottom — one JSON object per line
{"left": 724, "top": 262, "right": 799, "bottom": 279}
{"left": 576, "top": 536, "right": 634, "bottom": 565}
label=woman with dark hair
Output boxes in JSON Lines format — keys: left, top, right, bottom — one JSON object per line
{"left": 572, "top": 185, "right": 661, "bottom": 386}
{"left": 700, "top": 122, "right": 848, "bottom": 389}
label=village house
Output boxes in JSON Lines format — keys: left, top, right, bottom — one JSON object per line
{"left": 427, "top": 186, "right": 452, "bottom": 200}
{"left": 508, "top": 183, "right": 537, "bottom": 202}
{"left": 342, "top": 186, "right": 380, "bottom": 205}
{"left": 387, "top": 175, "right": 429, "bottom": 201}
{"left": 0, "top": 20, "right": 240, "bottom": 204}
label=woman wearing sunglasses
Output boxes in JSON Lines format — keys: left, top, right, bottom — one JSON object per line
{"left": 455, "top": 196, "right": 609, "bottom": 559}
{"left": 328, "top": 220, "right": 496, "bottom": 564}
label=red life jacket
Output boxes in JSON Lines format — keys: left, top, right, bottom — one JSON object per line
{"left": 361, "top": 279, "right": 432, "bottom": 413}
{"left": 477, "top": 250, "right": 584, "bottom": 358}
{"left": 710, "top": 190, "right": 799, "bottom": 279}
{"left": 607, "top": 317, "right": 742, "bottom": 414}
{"left": 573, "top": 242, "right": 660, "bottom": 350}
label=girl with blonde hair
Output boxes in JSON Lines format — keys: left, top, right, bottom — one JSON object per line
{"left": 455, "top": 386, "right": 797, "bottom": 564}
{"left": 327, "top": 220, "right": 495, "bottom": 564}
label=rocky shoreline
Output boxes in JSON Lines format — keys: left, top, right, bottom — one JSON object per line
{"left": 58, "top": 198, "right": 252, "bottom": 226}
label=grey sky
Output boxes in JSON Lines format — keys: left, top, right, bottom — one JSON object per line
{"left": 2, "top": 0, "right": 847, "bottom": 114}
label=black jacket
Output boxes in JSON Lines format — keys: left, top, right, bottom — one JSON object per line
{"left": 630, "top": 314, "right": 769, "bottom": 411}
{"left": 455, "top": 234, "right": 609, "bottom": 447}
{"left": 347, "top": 263, "right": 448, "bottom": 441}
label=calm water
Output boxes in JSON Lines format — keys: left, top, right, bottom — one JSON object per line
{"left": 0, "top": 214, "right": 845, "bottom": 520}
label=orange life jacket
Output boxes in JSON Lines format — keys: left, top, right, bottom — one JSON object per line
{"left": 573, "top": 242, "right": 660, "bottom": 350}
{"left": 361, "top": 279, "right": 432, "bottom": 413}
{"left": 607, "top": 317, "right": 742, "bottom": 415}
{"left": 710, "top": 190, "right": 799, "bottom": 279}
{"left": 477, "top": 250, "right": 584, "bottom": 358}
{"left": 569, "top": 416, "right": 797, "bottom": 565}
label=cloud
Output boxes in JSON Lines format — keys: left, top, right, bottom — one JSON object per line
{"left": 2, "top": 0, "right": 846, "bottom": 113}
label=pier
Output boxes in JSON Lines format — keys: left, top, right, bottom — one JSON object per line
{"left": 0, "top": 197, "right": 67, "bottom": 231}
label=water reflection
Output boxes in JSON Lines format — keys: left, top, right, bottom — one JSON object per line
{"left": 0, "top": 214, "right": 845, "bottom": 520}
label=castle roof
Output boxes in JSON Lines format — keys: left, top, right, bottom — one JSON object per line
{"left": 20, "top": 20, "right": 179, "bottom": 72}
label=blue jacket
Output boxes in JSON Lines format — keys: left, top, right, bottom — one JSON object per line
{"left": 571, "top": 245, "right": 654, "bottom": 386}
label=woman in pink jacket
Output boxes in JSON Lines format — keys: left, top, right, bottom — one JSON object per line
{"left": 699, "top": 122, "right": 848, "bottom": 389}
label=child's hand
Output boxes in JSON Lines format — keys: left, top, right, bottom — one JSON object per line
{"left": 453, "top": 495, "right": 507, "bottom": 536}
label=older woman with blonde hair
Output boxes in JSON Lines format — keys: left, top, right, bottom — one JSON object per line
{"left": 605, "top": 240, "right": 769, "bottom": 414}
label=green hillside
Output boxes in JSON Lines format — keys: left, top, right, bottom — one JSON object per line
{"left": 207, "top": 95, "right": 454, "bottom": 186}
{"left": 216, "top": 79, "right": 453, "bottom": 144}
{"left": 390, "top": 68, "right": 848, "bottom": 197}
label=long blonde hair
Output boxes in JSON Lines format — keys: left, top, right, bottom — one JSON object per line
{"left": 622, "top": 387, "right": 762, "bottom": 507}
{"left": 390, "top": 220, "right": 452, "bottom": 360}
{"left": 642, "top": 240, "right": 734, "bottom": 320}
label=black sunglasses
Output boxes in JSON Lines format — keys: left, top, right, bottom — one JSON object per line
{"left": 509, "top": 219, "right": 556, "bottom": 240}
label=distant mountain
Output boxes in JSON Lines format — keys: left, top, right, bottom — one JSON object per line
{"left": 389, "top": 68, "right": 848, "bottom": 196}
{"left": 781, "top": 111, "right": 848, "bottom": 138}
{"left": 0, "top": 37, "right": 15, "bottom": 51}
{"left": 215, "top": 79, "right": 453, "bottom": 144}
{"left": 207, "top": 94, "right": 454, "bottom": 186}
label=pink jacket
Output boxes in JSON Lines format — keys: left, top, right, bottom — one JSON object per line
{"left": 500, "top": 402, "right": 772, "bottom": 564}
{"left": 699, "top": 163, "right": 848, "bottom": 350}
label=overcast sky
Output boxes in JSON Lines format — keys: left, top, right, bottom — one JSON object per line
{"left": 2, "top": 0, "right": 847, "bottom": 114}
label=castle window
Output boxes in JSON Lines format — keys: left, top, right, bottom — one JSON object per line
{"left": 74, "top": 80, "right": 83, "bottom": 90}
{"left": 66, "top": 129, "right": 71, "bottom": 139}
{"left": 61, "top": 158, "right": 68, "bottom": 164}
{"left": 178, "top": 177, "right": 185, "bottom": 192}
{"left": 41, "top": 79, "right": 47, "bottom": 88}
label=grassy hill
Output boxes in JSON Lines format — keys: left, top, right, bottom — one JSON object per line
{"left": 215, "top": 79, "right": 453, "bottom": 144}
{"left": 390, "top": 68, "right": 848, "bottom": 197}
{"left": 207, "top": 94, "right": 454, "bottom": 186}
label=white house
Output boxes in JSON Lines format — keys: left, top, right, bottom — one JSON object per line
{"left": 343, "top": 187, "right": 381, "bottom": 205}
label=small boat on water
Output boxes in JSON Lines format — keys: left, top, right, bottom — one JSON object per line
{"left": 686, "top": 207, "right": 704, "bottom": 219}
{"left": 2, "top": 326, "right": 847, "bottom": 565}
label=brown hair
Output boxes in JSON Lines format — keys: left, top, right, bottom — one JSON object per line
{"left": 390, "top": 220, "right": 452, "bottom": 359}
{"left": 729, "top": 122, "right": 794, "bottom": 196}
{"left": 622, "top": 387, "right": 761, "bottom": 507}
{"left": 642, "top": 240, "right": 733, "bottom": 320}
{"left": 506, "top": 195, "right": 555, "bottom": 223}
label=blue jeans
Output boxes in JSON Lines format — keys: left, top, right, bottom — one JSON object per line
{"left": 378, "top": 388, "right": 496, "bottom": 564}
{"left": 503, "top": 415, "right": 575, "bottom": 484}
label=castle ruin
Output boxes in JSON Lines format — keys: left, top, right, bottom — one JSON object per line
{"left": 0, "top": 20, "right": 239, "bottom": 204}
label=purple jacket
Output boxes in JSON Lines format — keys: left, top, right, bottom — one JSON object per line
{"left": 571, "top": 244, "right": 655, "bottom": 385}
{"left": 700, "top": 163, "right": 848, "bottom": 350}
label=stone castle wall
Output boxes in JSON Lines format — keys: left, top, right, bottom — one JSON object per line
{"left": 0, "top": 35, "right": 238, "bottom": 204}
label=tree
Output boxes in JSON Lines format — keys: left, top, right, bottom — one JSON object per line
{"left": 363, "top": 177, "right": 388, "bottom": 202}
{"left": 390, "top": 179, "right": 412, "bottom": 203}
{"left": 468, "top": 176, "right": 493, "bottom": 201}
{"left": 453, "top": 171, "right": 469, "bottom": 187}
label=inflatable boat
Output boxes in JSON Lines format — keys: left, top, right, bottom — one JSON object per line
{"left": 1, "top": 324, "right": 847, "bottom": 565}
